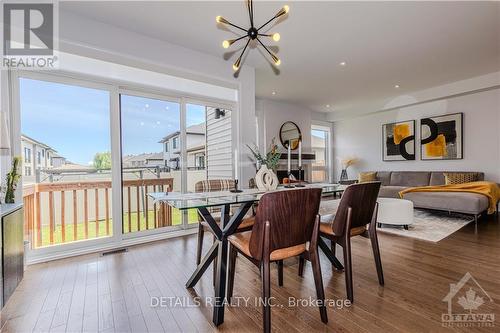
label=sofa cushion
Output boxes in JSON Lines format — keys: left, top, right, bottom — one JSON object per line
{"left": 376, "top": 171, "right": 392, "bottom": 186}
{"left": 378, "top": 186, "right": 408, "bottom": 198}
{"left": 402, "top": 192, "right": 489, "bottom": 215}
{"left": 429, "top": 172, "right": 446, "bottom": 186}
{"left": 359, "top": 172, "right": 377, "bottom": 183}
{"left": 390, "top": 172, "right": 431, "bottom": 187}
{"left": 444, "top": 172, "right": 481, "bottom": 185}
{"left": 430, "top": 172, "right": 485, "bottom": 185}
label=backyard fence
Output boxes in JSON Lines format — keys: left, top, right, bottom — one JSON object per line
{"left": 23, "top": 178, "right": 173, "bottom": 248}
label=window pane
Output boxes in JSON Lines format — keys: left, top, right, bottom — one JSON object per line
{"left": 186, "top": 104, "right": 207, "bottom": 224}
{"left": 311, "top": 128, "right": 328, "bottom": 182}
{"left": 20, "top": 78, "right": 112, "bottom": 249}
{"left": 185, "top": 104, "right": 233, "bottom": 224}
{"left": 120, "top": 94, "right": 182, "bottom": 233}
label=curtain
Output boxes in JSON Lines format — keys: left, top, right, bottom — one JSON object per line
{"left": 0, "top": 108, "right": 11, "bottom": 151}
{"left": 0, "top": 69, "right": 11, "bottom": 152}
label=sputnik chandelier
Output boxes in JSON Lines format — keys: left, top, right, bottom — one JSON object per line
{"left": 216, "top": 1, "right": 289, "bottom": 71}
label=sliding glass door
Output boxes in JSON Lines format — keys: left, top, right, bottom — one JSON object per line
{"left": 120, "top": 93, "right": 183, "bottom": 235}
{"left": 15, "top": 72, "right": 236, "bottom": 259}
{"left": 19, "top": 77, "right": 113, "bottom": 249}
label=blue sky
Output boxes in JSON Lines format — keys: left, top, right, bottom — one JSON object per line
{"left": 20, "top": 78, "right": 205, "bottom": 165}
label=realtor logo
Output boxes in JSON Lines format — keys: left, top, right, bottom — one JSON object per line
{"left": 2, "top": 2, "right": 58, "bottom": 69}
{"left": 442, "top": 272, "right": 495, "bottom": 328}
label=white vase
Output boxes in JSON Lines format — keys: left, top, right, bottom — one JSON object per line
{"left": 255, "top": 165, "right": 279, "bottom": 191}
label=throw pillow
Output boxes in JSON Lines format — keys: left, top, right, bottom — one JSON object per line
{"left": 358, "top": 172, "right": 377, "bottom": 183}
{"left": 444, "top": 172, "right": 479, "bottom": 185}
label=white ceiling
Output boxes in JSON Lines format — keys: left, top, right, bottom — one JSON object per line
{"left": 62, "top": 1, "right": 500, "bottom": 115}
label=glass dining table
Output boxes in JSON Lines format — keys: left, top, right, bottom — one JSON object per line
{"left": 148, "top": 183, "right": 346, "bottom": 326}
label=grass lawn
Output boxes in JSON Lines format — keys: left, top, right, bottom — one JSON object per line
{"left": 35, "top": 209, "right": 199, "bottom": 248}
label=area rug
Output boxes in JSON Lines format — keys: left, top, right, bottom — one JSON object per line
{"left": 377, "top": 209, "right": 474, "bottom": 242}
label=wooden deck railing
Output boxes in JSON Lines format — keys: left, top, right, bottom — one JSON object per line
{"left": 23, "top": 178, "right": 173, "bottom": 248}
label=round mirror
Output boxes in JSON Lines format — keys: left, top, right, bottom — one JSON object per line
{"left": 279, "top": 121, "right": 302, "bottom": 150}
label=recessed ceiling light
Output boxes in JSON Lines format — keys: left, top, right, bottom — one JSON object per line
{"left": 394, "top": 84, "right": 400, "bottom": 88}
{"left": 326, "top": 104, "right": 331, "bottom": 108}
{"left": 339, "top": 62, "right": 346, "bottom": 66}
{"left": 272, "top": 91, "right": 276, "bottom": 95}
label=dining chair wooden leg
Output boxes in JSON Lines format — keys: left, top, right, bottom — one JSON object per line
{"left": 277, "top": 260, "right": 284, "bottom": 286}
{"left": 368, "top": 203, "right": 384, "bottom": 286}
{"left": 342, "top": 238, "right": 354, "bottom": 303}
{"left": 310, "top": 249, "right": 328, "bottom": 323}
{"left": 369, "top": 230, "right": 384, "bottom": 286}
{"left": 262, "top": 221, "right": 272, "bottom": 333}
{"left": 310, "top": 215, "right": 328, "bottom": 323}
{"left": 298, "top": 255, "right": 305, "bottom": 277}
{"left": 227, "top": 244, "right": 237, "bottom": 300}
{"left": 196, "top": 223, "right": 204, "bottom": 265}
{"left": 262, "top": 260, "right": 271, "bottom": 333}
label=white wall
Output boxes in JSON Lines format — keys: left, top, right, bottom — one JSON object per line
{"left": 57, "top": 10, "right": 256, "bottom": 183}
{"left": 333, "top": 87, "right": 500, "bottom": 182}
{"left": 256, "top": 99, "right": 313, "bottom": 152}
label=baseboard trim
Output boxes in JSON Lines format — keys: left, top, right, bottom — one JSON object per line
{"left": 26, "top": 228, "right": 198, "bottom": 265}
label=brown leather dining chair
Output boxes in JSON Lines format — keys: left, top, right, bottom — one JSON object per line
{"left": 227, "top": 188, "right": 327, "bottom": 333}
{"left": 316, "top": 181, "right": 383, "bottom": 303}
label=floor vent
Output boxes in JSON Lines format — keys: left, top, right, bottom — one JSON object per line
{"left": 101, "top": 248, "right": 128, "bottom": 256}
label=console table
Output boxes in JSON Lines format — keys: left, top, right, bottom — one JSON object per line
{"left": 0, "top": 203, "right": 24, "bottom": 308}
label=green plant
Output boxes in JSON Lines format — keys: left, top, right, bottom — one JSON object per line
{"left": 5, "top": 156, "right": 21, "bottom": 204}
{"left": 247, "top": 138, "right": 281, "bottom": 171}
{"left": 93, "top": 151, "right": 112, "bottom": 170}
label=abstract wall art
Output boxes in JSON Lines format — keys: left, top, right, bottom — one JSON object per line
{"left": 421, "top": 113, "right": 463, "bottom": 160}
{"left": 382, "top": 120, "right": 415, "bottom": 161}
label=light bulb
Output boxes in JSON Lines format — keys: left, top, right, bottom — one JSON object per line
{"left": 233, "top": 57, "right": 241, "bottom": 71}
{"left": 270, "top": 53, "right": 281, "bottom": 66}
{"left": 272, "top": 33, "right": 281, "bottom": 42}
{"left": 216, "top": 16, "right": 228, "bottom": 24}
{"left": 222, "top": 40, "right": 230, "bottom": 49}
{"left": 275, "top": 5, "right": 290, "bottom": 18}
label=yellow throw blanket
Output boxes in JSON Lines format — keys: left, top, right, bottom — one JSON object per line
{"left": 399, "top": 181, "right": 500, "bottom": 214}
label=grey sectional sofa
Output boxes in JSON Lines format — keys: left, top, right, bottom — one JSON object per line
{"left": 373, "top": 171, "right": 488, "bottom": 222}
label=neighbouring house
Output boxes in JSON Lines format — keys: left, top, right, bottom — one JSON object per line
{"left": 122, "top": 152, "right": 164, "bottom": 168}
{"left": 21, "top": 134, "right": 66, "bottom": 182}
{"left": 51, "top": 152, "right": 67, "bottom": 168}
{"left": 159, "top": 123, "right": 206, "bottom": 170}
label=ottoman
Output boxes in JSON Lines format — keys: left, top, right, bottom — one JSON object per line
{"left": 377, "top": 198, "right": 414, "bottom": 230}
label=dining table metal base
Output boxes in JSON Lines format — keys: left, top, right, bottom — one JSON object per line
{"left": 318, "top": 237, "right": 345, "bottom": 270}
{"left": 185, "top": 202, "right": 254, "bottom": 326}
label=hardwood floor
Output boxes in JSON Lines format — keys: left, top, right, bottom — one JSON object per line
{"left": 1, "top": 214, "right": 499, "bottom": 332}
